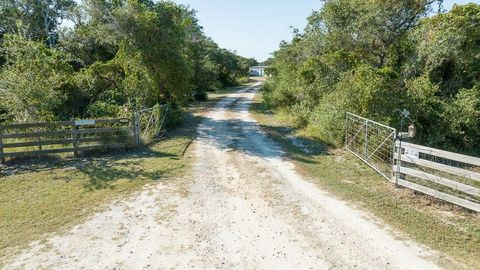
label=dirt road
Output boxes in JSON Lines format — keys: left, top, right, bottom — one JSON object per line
{"left": 4, "top": 83, "right": 441, "bottom": 269}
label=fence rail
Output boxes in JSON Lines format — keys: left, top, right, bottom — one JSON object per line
{"left": 346, "top": 112, "right": 480, "bottom": 212}
{"left": 0, "top": 105, "right": 170, "bottom": 163}
{"left": 394, "top": 141, "right": 480, "bottom": 212}
{"left": 0, "top": 117, "right": 133, "bottom": 161}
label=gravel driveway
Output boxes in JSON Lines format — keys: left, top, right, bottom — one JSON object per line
{"left": 3, "top": 83, "right": 441, "bottom": 269}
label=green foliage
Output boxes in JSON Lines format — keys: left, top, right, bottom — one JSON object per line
{"left": 0, "top": 0, "right": 254, "bottom": 123}
{"left": 86, "top": 101, "right": 121, "bottom": 118}
{"left": 412, "top": 3, "right": 480, "bottom": 97}
{"left": 0, "top": 0, "right": 76, "bottom": 46}
{"left": 0, "top": 35, "right": 74, "bottom": 121}
{"left": 445, "top": 86, "right": 480, "bottom": 151}
{"left": 265, "top": 1, "right": 480, "bottom": 154}
{"left": 308, "top": 89, "right": 350, "bottom": 146}
{"left": 210, "top": 47, "right": 251, "bottom": 87}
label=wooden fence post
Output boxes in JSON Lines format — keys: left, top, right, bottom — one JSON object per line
{"left": 133, "top": 112, "right": 141, "bottom": 148}
{"left": 71, "top": 119, "right": 79, "bottom": 157}
{"left": 0, "top": 126, "right": 5, "bottom": 163}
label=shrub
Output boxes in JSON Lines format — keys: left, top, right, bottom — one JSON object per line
{"left": 308, "top": 88, "right": 351, "bottom": 146}
{"left": 86, "top": 101, "right": 121, "bottom": 118}
{"left": 192, "top": 91, "right": 208, "bottom": 101}
{"left": 0, "top": 35, "right": 73, "bottom": 122}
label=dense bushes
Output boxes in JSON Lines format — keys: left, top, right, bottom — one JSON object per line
{"left": 0, "top": 0, "right": 253, "bottom": 122}
{"left": 0, "top": 35, "right": 75, "bottom": 121}
{"left": 264, "top": 1, "right": 480, "bottom": 154}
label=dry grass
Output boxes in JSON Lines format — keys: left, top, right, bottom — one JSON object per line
{"left": 0, "top": 127, "right": 192, "bottom": 262}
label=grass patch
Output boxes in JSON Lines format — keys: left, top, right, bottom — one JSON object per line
{"left": 250, "top": 91, "right": 480, "bottom": 270}
{"left": 0, "top": 82, "right": 252, "bottom": 262}
{"left": 0, "top": 128, "right": 193, "bottom": 261}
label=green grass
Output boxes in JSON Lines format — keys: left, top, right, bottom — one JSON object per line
{"left": 0, "top": 129, "right": 193, "bottom": 261}
{"left": 250, "top": 92, "right": 480, "bottom": 270}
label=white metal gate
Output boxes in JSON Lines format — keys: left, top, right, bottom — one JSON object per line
{"left": 345, "top": 112, "right": 480, "bottom": 212}
{"left": 345, "top": 112, "right": 396, "bottom": 181}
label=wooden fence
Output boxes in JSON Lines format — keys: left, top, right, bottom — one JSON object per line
{"left": 0, "top": 118, "right": 135, "bottom": 162}
{"left": 345, "top": 112, "right": 480, "bottom": 212}
{"left": 395, "top": 141, "right": 480, "bottom": 212}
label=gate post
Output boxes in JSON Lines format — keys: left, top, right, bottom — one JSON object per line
{"left": 365, "top": 120, "right": 368, "bottom": 160}
{"left": 133, "top": 111, "right": 141, "bottom": 148}
{"left": 0, "top": 126, "right": 5, "bottom": 163}
{"left": 395, "top": 138, "right": 402, "bottom": 185}
{"left": 345, "top": 112, "right": 349, "bottom": 148}
{"left": 71, "top": 119, "right": 79, "bottom": 157}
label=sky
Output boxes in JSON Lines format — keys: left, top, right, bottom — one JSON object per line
{"left": 171, "top": 0, "right": 479, "bottom": 62}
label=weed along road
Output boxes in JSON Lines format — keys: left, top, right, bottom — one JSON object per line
{"left": 4, "top": 83, "right": 441, "bottom": 269}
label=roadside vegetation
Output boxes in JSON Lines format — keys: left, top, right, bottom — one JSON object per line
{"left": 0, "top": 0, "right": 257, "bottom": 123}
{"left": 250, "top": 91, "right": 480, "bottom": 269}
{"left": 263, "top": 1, "right": 480, "bottom": 155}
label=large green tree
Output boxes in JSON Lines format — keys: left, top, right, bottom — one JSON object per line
{"left": 264, "top": 0, "right": 480, "bottom": 154}
{"left": 0, "top": 35, "right": 74, "bottom": 121}
{"left": 0, "top": 0, "right": 255, "bottom": 122}
{"left": 405, "top": 3, "right": 480, "bottom": 150}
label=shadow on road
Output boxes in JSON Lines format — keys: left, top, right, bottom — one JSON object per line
{"left": 195, "top": 94, "right": 329, "bottom": 164}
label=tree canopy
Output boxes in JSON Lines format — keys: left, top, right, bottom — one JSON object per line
{"left": 0, "top": 0, "right": 253, "bottom": 122}
{"left": 264, "top": 1, "right": 480, "bottom": 154}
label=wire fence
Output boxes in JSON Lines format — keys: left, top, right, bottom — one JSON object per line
{"left": 134, "top": 104, "right": 170, "bottom": 146}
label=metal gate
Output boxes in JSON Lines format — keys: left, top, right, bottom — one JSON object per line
{"left": 134, "top": 104, "right": 170, "bottom": 146}
{"left": 345, "top": 112, "right": 480, "bottom": 212}
{"left": 345, "top": 112, "right": 396, "bottom": 181}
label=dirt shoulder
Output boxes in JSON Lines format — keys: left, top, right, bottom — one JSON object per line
{"left": 249, "top": 90, "right": 480, "bottom": 269}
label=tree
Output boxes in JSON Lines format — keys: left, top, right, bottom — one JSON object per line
{"left": 0, "top": 0, "right": 254, "bottom": 123}
{"left": 264, "top": 0, "right": 480, "bottom": 154}
{"left": 0, "top": 35, "right": 74, "bottom": 121}
{"left": 404, "top": 3, "right": 480, "bottom": 151}
{"left": 410, "top": 3, "right": 480, "bottom": 97}
{"left": 0, "top": 0, "right": 76, "bottom": 46}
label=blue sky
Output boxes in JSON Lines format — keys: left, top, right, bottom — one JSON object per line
{"left": 171, "top": 0, "right": 479, "bottom": 62}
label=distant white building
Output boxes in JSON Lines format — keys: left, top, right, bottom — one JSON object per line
{"left": 249, "top": 66, "right": 268, "bottom": 77}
